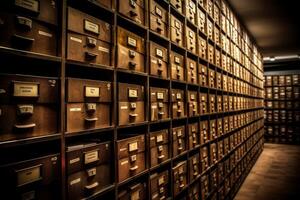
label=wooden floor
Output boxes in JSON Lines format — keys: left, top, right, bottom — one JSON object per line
{"left": 235, "top": 143, "right": 300, "bottom": 200}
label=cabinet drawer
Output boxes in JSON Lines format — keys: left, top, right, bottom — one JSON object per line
{"left": 187, "top": 91, "right": 198, "bottom": 117}
{"left": 200, "top": 146, "right": 209, "bottom": 172}
{"left": 210, "top": 143, "right": 218, "bottom": 164}
{"left": 118, "top": 182, "right": 147, "bottom": 200}
{"left": 150, "top": 87, "right": 169, "bottom": 121}
{"left": 150, "top": 42, "right": 168, "bottom": 78}
{"left": 170, "top": 0, "right": 183, "bottom": 13}
{"left": 210, "top": 119, "right": 217, "bottom": 140}
{"left": 173, "top": 161, "right": 187, "bottom": 196}
{"left": 118, "top": 0, "right": 145, "bottom": 25}
{"left": 186, "top": 0, "right": 197, "bottom": 24}
{"left": 172, "top": 126, "right": 186, "bottom": 157}
{"left": 171, "top": 89, "right": 186, "bottom": 118}
{"left": 199, "top": 64, "right": 208, "bottom": 87}
{"left": 187, "top": 58, "right": 197, "bottom": 84}
{"left": 186, "top": 27, "right": 196, "bottom": 54}
{"left": 170, "top": 51, "right": 185, "bottom": 81}
{"left": 150, "top": 129, "right": 169, "bottom": 167}
{"left": 188, "top": 123, "right": 199, "bottom": 149}
{"left": 199, "top": 93, "right": 208, "bottom": 115}
{"left": 150, "top": 1, "right": 168, "bottom": 37}
{"left": 150, "top": 170, "right": 169, "bottom": 200}
{"left": 189, "top": 153, "right": 200, "bottom": 181}
{"left": 198, "top": 35, "right": 207, "bottom": 59}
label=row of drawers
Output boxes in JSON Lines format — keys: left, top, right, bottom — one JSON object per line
{"left": 264, "top": 86, "right": 300, "bottom": 99}
{"left": 265, "top": 74, "right": 300, "bottom": 86}
{"left": 264, "top": 110, "right": 300, "bottom": 122}
{"left": 0, "top": 125, "right": 263, "bottom": 200}
{"left": 265, "top": 101, "right": 300, "bottom": 109}
{"left": 265, "top": 126, "right": 300, "bottom": 136}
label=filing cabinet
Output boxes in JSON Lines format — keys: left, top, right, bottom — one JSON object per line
{"left": 187, "top": 58, "right": 198, "bottom": 84}
{"left": 198, "top": 35, "right": 207, "bottom": 60}
{"left": 171, "top": 15, "right": 184, "bottom": 47}
{"left": 0, "top": 12, "right": 57, "bottom": 56}
{"left": 117, "top": 135, "right": 146, "bottom": 182}
{"left": 209, "top": 94, "right": 216, "bottom": 113}
{"left": 171, "top": 51, "right": 185, "bottom": 81}
{"left": 188, "top": 123, "right": 199, "bottom": 149}
{"left": 186, "top": 0, "right": 197, "bottom": 24}
{"left": 0, "top": 74, "right": 58, "bottom": 142}
{"left": 188, "top": 91, "right": 198, "bottom": 117}
{"left": 188, "top": 182, "right": 200, "bottom": 200}
{"left": 117, "top": 27, "right": 145, "bottom": 72}
{"left": 150, "top": 0, "right": 168, "bottom": 38}
{"left": 150, "top": 42, "right": 168, "bottom": 78}
{"left": 171, "top": 89, "right": 186, "bottom": 118}
{"left": 200, "top": 146, "right": 209, "bottom": 172}
{"left": 173, "top": 161, "right": 187, "bottom": 196}
{"left": 188, "top": 153, "right": 200, "bottom": 182}
{"left": 172, "top": 125, "right": 187, "bottom": 157}
{"left": 149, "top": 129, "right": 169, "bottom": 167}
{"left": 170, "top": 0, "right": 184, "bottom": 14}
{"left": 118, "top": 83, "right": 145, "bottom": 125}
{"left": 199, "top": 64, "right": 208, "bottom": 87}
{"left": 118, "top": 0, "right": 145, "bottom": 25}
{"left": 200, "top": 92, "right": 208, "bottom": 115}
{"left": 186, "top": 27, "right": 197, "bottom": 54}
{"left": 200, "top": 120, "right": 209, "bottom": 144}
{"left": 67, "top": 142, "right": 111, "bottom": 200}
{"left": 208, "top": 68, "right": 215, "bottom": 88}
{"left": 118, "top": 182, "right": 147, "bottom": 200}
{"left": 210, "top": 143, "right": 218, "bottom": 164}
{"left": 67, "top": 7, "right": 111, "bottom": 66}
{"left": 150, "top": 170, "right": 169, "bottom": 200}
{"left": 66, "top": 78, "right": 112, "bottom": 133}
{"left": 201, "top": 175, "right": 209, "bottom": 200}
{"left": 150, "top": 87, "right": 169, "bottom": 121}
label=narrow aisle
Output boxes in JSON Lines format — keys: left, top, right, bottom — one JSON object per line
{"left": 235, "top": 143, "right": 300, "bottom": 200}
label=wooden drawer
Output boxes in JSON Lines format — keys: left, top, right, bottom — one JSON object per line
{"left": 200, "top": 146, "right": 209, "bottom": 172}
{"left": 210, "top": 169, "right": 218, "bottom": 191}
{"left": 209, "top": 119, "right": 217, "bottom": 140}
{"left": 207, "top": 0, "right": 213, "bottom": 17}
{"left": 187, "top": 58, "right": 197, "bottom": 84}
{"left": 67, "top": 32, "right": 111, "bottom": 66}
{"left": 188, "top": 123, "right": 199, "bottom": 149}
{"left": 201, "top": 175, "right": 209, "bottom": 200}
{"left": 186, "top": 0, "right": 197, "bottom": 24}
{"left": 117, "top": 135, "right": 145, "bottom": 182}
{"left": 200, "top": 120, "right": 209, "bottom": 144}
{"left": 189, "top": 153, "right": 200, "bottom": 181}
{"left": 149, "top": 129, "right": 169, "bottom": 167}
{"left": 171, "top": 89, "right": 186, "bottom": 118}
{"left": 118, "top": 83, "right": 145, "bottom": 125}
{"left": 217, "top": 118, "right": 223, "bottom": 137}
{"left": 68, "top": 7, "right": 111, "bottom": 42}
{"left": 170, "top": 0, "right": 184, "bottom": 13}
{"left": 199, "top": 92, "right": 208, "bottom": 115}
{"left": 214, "top": 4, "right": 220, "bottom": 25}
{"left": 0, "top": 154, "right": 60, "bottom": 200}
{"left": 172, "top": 161, "right": 187, "bottom": 196}
{"left": 187, "top": 91, "right": 198, "bottom": 117}
{"left": 150, "top": 0, "right": 168, "bottom": 37}
{"left": 0, "top": 13, "right": 57, "bottom": 56}
{"left": 150, "top": 42, "right": 168, "bottom": 78}
{"left": 199, "top": 64, "right": 208, "bottom": 87}
{"left": 208, "top": 44, "right": 214, "bottom": 64}
{"left": 209, "top": 94, "right": 216, "bottom": 113}
{"left": 170, "top": 15, "right": 183, "bottom": 47}
{"left": 217, "top": 95, "right": 222, "bottom": 113}
{"left": 0, "top": 74, "right": 58, "bottom": 142}
{"left": 118, "top": 182, "right": 147, "bottom": 200}
{"left": 66, "top": 78, "right": 112, "bottom": 133}
{"left": 172, "top": 125, "right": 186, "bottom": 157}
{"left": 208, "top": 69, "right": 215, "bottom": 88}
{"left": 67, "top": 142, "right": 111, "bottom": 199}
{"left": 117, "top": 27, "right": 145, "bottom": 72}
{"left": 292, "top": 75, "right": 299, "bottom": 85}
{"left": 210, "top": 142, "right": 218, "bottom": 164}
{"left": 198, "top": 9, "right": 206, "bottom": 34}
{"left": 170, "top": 51, "right": 185, "bottom": 81}
{"left": 188, "top": 182, "right": 200, "bottom": 200}
{"left": 207, "top": 18, "right": 213, "bottom": 40}
{"left": 118, "top": 0, "right": 145, "bottom": 25}
{"left": 150, "top": 87, "right": 169, "bottom": 121}
{"left": 150, "top": 170, "right": 169, "bottom": 200}
{"left": 218, "top": 140, "right": 224, "bottom": 160}
{"left": 216, "top": 72, "right": 222, "bottom": 89}
{"left": 198, "top": 35, "right": 207, "bottom": 59}
{"left": 215, "top": 48, "right": 221, "bottom": 67}
{"left": 186, "top": 27, "right": 196, "bottom": 54}
{"left": 223, "top": 95, "right": 228, "bottom": 112}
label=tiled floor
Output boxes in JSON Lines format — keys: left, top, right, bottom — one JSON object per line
{"left": 235, "top": 143, "right": 300, "bottom": 200}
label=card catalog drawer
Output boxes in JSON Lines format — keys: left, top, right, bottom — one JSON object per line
{"left": 173, "top": 161, "right": 187, "bottom": 196}
{"left": 150, "top": 87, "right": 169, "bottom": 121}
{"left": 150, "top": 170, "right": 169, "bottom": 200}
{"left": 171, "top": 89, "right": 186, "bottom": 118}
{"left": 172, "top": 126, "right": 186, "bottom": 157}
{"left": 150, "top": 42, "right": 168, "bottom": 78}
{"left": 187, "top": 58, "right": 197, "bottom": 84}
{"left": 188, "top": 123, "right": 199, "bottom": 149}
{"left": 118, "top": 0, "right": 145, "bottom": 25}
{"left": 149, "top": 129, "right": 169, "bottom": 167}
{"left": 189, "top": 153, "right": 200, "bottom": 181}
{"left": 171, "top": 51, "right": 185, "bottom": 81}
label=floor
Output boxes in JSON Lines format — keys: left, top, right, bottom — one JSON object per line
{"left": 234, "top": 143, "right": 300, "bottom": 200}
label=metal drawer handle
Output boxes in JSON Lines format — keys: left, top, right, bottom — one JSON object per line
{"left": 129, "top": 113, "right": 138, "bottom": 117}
{"left": 85, "top": 117, "right": 98, "bottom": 122}
{"left": 130, "top": 165, "right": 139, "bottom": 171}
{"left": 85, "top": 51, "right": 98, "bottom": 60}
{"left": 14, "top": 123, "right": 36, "bottom": 129}
{"left": 158, "top": 154, "right": 165, "bottom": 160}
{"left": 130, "top": 10, "right": 138, "bottom": 17}
{"left": 129, "top": 61, "right": 137, "bottom": 69}
{"left": 85, "top": 182, "right": 99, "bottom": 190}
{"left": 13, "top": 34, "right": 34, "bottom": 44}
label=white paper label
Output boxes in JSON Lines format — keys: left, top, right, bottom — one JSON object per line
{"left": 129, "top": 142, "right": 138, "bottom": 152}
{"left": 98, "top": 46, "right": 109, "bottom": 53}
{"left": 70, "top": 107, "right": 81, "bottom": 112}
{"left": 69, "top": 157, "right": 80, "bottom": 164}
{"left": 84, "top": 20, "right": 99, "bottom": 34}
{"left": 128, "top": 89, "right": 138, "bottom": 98}
{"left": 156, "top": 134, "right": 163, "bottom": 142}
{"left": 157, "top": 92, "right": 164, "bottom": 100}
{"left": 70, "top": 178, "right": 81, "bottom": 185}
{"left": 70, "top": 36, "right": 82, "bottom": 43}
{"left": 127, "top": 37, "right": 137, "bottom": 47}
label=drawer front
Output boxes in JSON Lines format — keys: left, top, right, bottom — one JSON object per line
{"left": 119, "top": 0, "right": 145, "bottom": 25}
{"left": 218, "top": 141, "right": 224, "bottom": 160}
{"left": 150, "top": 15, "right": 168, "bottom": 38}
{"left": 187, "top": 58, "right": 197, "bottom": 84}
{"left": 186, "top": 27, "right": 196, "bottom": 53}
{"left": 118, "top": 153, "right": 145, "bottom": 182}
{"left": 150, "top": 143, "right": 169, "bottom": 167}
{"left": 67, "top": 78, "right": 111, "bottom": 102}
{"left": 66, "top": 103, "right": 111, "bottom": 133}
{"left": 207, "top": 19, "right": 213, "bottom": 40}
{"left": 208, "top": 44, "right": 214, "bottom": 64}
{"left": 186, "top": 0, "right": 196, "bottom": 24}
{"left": 198, "top": 9, "right": 206, "bottom": 34}
{"left": 215, "top": 49, "right": 221, "bottom": 66}
{"left": 170, "top": 0, "right": 183, "bottom": 13}
{"left": 200, "top": 121, "right": 209, "bottom": 144}
{"left": 188, "top": 123, "right": 199, "bottom": 149}
{"left": 189, "top": 154, "right": 200, "bottom": 181}
{"left": 150, "top": 87, "right": 169, "bottom": 121}
{"left": 216, "top": 72, "right": 222, "bottom": 89}
{"left": 66, "top": 142, "right": 111, "bottom": 175}
{"left": 172, "top": 126, "right": 186, "bottom": 157}
{"left": 150, "top": 42, "right": 168, "bottom": 78}
{"left": 217, "top": 118, "right": 223, "bottom": 136}
{"left": 117, "top": 45, "right": 145, "bottom": 72}
{"left": 210, "top": 143, "right": 218, "bottom": 164}
{"left": 117, "top": 135, "right": 145, "bottom": 158}
{"left": 173, "top": 161, "right": 187, "bottom": 196}
{"left": 208, "top": 69, "right": 215, "bottom": 88}
{"left": 200, "top": 147, "right": 209, "bottom": 172}
{"left": 118, "top": 101, "right": 145, "bottom": 125}
{"left": 170, "top": 15, "right": 183, "bottom": 46}
{"left": 0, "top": 105, "right": 57, "bottom": 142}
{"left": 118, "top": 83, "right": 144, "bottom": 102}
{"left": 117, "top": 27, "right": 144, "bottom": 53}
{"left": 0, "top": 154, "right": 60, "bottom": 200}
{"left": 199, "top": 64, "right": 208, "bottom": 87}
{"left": 118, "top": 183, "right": 147, "bottom": 200}
{"left": 217, "top": 95, "right": 222, "bottom": 112}
{"left": 68, "top": 7, "right": 111, "bottom": 42}
{"left": 67, "top": 164, "right": 111, "bottom": 200}
{"left": 0, "top": 13, "right": 57, "bottom": 56}
{"left": 201, "top": 175, "right": 209, "bottom": 199}
{"left": 209, "top": 119, "right": 217, "bottom": 140}
{"left": 199, "top": 93, "right": 208, "bottom": 115}
{"left": 198, "top": 36, "right": 207, "bottom": 59}
{"left": 188, "top": 91, "right": 198, "bottom": 117}
{"left": 150, "top": 170, "right": 169, "bottom": 199}
{"left": 171, "top": 52, "right": 185, "bottom": 81}
{"left": 171, "top": 89, "right": 185, "bottom": 118}
{"left": 188, "top": 182, "right": 200, "bottom": 200}
{"left": 67, "top": 32, "right": 111, "bottom": 66}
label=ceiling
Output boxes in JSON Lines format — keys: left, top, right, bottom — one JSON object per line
{"left": 228, "top": 0, "right": 300, "bottom": 57}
